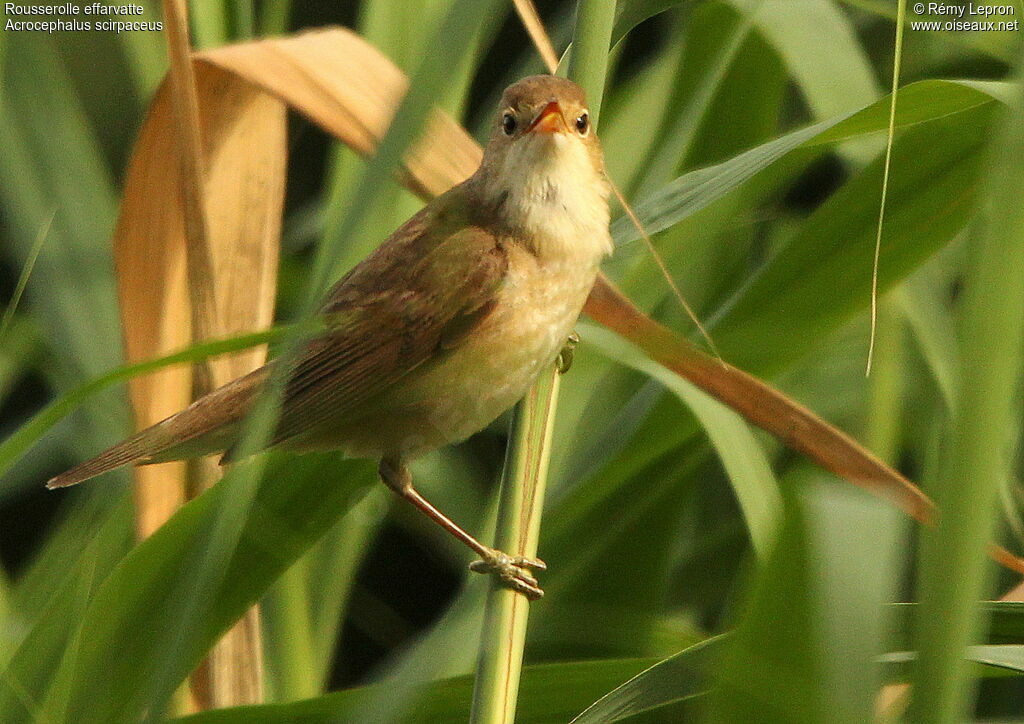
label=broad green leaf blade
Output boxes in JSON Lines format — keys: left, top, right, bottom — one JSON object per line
{"left": 954, "top": 645, "right": 1024, "bottom": 676}
{"left": 610, "top": 80, "right": 1002, "bottom": 247}
{"left": 711, "top": 105, "right": 993, "bottom": 375}
{"left": 173, "top": 657, "right": 662, "bottom": 723}
{"left": 47, "top": 455, "right": 374, "bottom": 723}
{"left": 837, "top": 0, "right": 1019, "bottom": 61}
{"left": 0, "top": 495, "right": 133, "bottom": 721}
{"left": 707, "top": 481, "right": 902, "bottom": 724}
{"left": 614, "top": 0, "right": 879, "bottom": 124}
{"left": 612, "top": 0, "right": 687, "bottom": 44}
{"left": 262, "top": 482, "right": 384, "bottom": 701}
{"left": 0, "top": 32, "right": 138, "bottom": 718}
{"left": 897, "top": 267, "right": 959, "bottom": 409}
{"left": 582, "top": 324, "right": 781, "bottom": 559}
{"left": 626, "top": 2, "right": 758, "bottom": 196}
{"left": 911, "top": 48, "right": 1024, "bottom": 720}
{"left": 190, "top": 0, "right": 229, "bottom": 48}
{"left": 748, "top": 0, "right": 878, "bottom": 121}
{"left": 0, "top": 27, "right": 126, "bottom": 458}
{"left": 0, "top": 316, "right": 41, "bottom": 413}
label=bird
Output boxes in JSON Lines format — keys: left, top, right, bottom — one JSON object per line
{"left": 47, "top": 75, "right": 612, "bottom": 599}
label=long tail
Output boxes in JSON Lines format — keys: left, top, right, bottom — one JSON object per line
{"left": 46, "top": 365, "right": 270, "bottom": 489}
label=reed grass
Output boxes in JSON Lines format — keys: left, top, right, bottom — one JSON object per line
{"left": 468, "top": 6, "right": 616, "bottom": 719}
{"left": 469, "top": 367, "right": 561, "bottom": 724}
{"left": 909, "top": 38, "right": 1024, "bottom": 723}
{"left": 3, "top": 2, "right": 1024, "bottom": 722}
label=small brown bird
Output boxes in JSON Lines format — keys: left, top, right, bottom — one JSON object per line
{"left": 48, "top": 75, "right": 611, "bottom": 599}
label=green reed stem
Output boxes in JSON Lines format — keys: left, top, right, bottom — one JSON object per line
{"left": 909, "top": 40, "right": 1024, "bottom": 723}
{"left": 470, "top": 4, "right": 612, "bottom": 720}
{"left": 469, "top": 366, "right": 561, "bottom": 724}
{"left": 566, "top": 0, "right": 615, "bottom": 126}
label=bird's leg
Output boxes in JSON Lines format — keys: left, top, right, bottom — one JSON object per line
{"left": 378, "top": 458, "right": 546, "bottom": 600}
{"left": 556, "top": 330, "right": 580, "bottom": 374}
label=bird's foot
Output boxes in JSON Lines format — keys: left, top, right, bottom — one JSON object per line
{"left": 469, "top": 549, "right": 546, "bottom": 600}
{"left": 556, "top": 331, "right": 580, "bottom": 374}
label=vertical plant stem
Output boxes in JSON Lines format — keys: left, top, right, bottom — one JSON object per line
{"left": 909, "top": 43, "right": 1024, "bottom": 723}
{"left": 470, "top": 5, "right": 612, "bottom": 721}
{"left": 263, "top": 566, "right": 318, "bottom": 701}
{"left": 161, "top": 0, "right": 221, "bottom": 356}
{"left": 160, "top": 0, "right": 264, "bottom": 709}
{"left": 469, "top": 367, "right": 561, "bottom": 724}
{"left": 566, "top": 0, "right": 615, "bottom": 125}
{"left": 511, "top": 0, "right": 559, "bottom": 73}
{"left": 864, "top": 301, "right": 904, "bottom": 463}
{"left": 260, "top": 0, "right": 291, "bottom": 35}
{"left": 232, "top": 0, "right": 255, "bottom": 40}
{"left": 189, "top": 0, "right": 228, "bottom": 49}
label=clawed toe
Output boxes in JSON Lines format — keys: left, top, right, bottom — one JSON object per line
{"left": 509, "top": 555, "right": 546, "bottom": 571}
{"left": 470, "top": 549, "right": 546, "bottom": 600}
{"left": 556, "top": 332, "right": 580, "bottom": 374}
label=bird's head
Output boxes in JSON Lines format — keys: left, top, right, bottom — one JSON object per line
{"left": 475, "top": 75, "right": 611, "bottom": 260}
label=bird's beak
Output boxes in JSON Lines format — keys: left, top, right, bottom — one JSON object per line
{"left": 526, "top": 100, "right": 567, "bottom": 134}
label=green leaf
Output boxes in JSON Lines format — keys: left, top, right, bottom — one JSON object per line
{"left": 881, "top": 645, "right": 1024, "bottom": 679}
{"left": 0, "top": 316, "right": 41, "bottom": 412}
{"left": 711, "top": 100, "right": 993, "bottom": 375}
{"left": 567, "top": 0, "right": 617, "bottom": 125}
{"left": 190, "top": 0, "right": 229, "bottom": 48}
{"left": 891, "top": 602, "right": 1024, "bottom": 648}
{"left": 261, "top": 483, "right": 385, "bottom": 701}
{"left": 611, "top": 80, "right": 1001, "bottom": 247}
{"left": 909, "top": 42, "right": 1024, "bottom": 722}
{"left": 0, "top": 494, "right": 134, "bottom": 721}
{"left": 612, "top": 0, "right": 687, "bottom": 45}
{"left": 706, "top": 480, "right": 903, "bottom": 724}
{"left": 582, "top": 324, "right": 781, "bottom": 559}
{"left": 747, "top": 0, "right": 878, "bottom": 121}
{"left": 47, "top": 455, "right": 374, "bottom": 723}
{"left": 837, "top": 0, "right": 1019, "bottom": 61}
{"left": 0, "top": 321, "right": 323, "bottom": 485}
{"left": 897, "top": 262, "right": 960, "bottom": 408}
{"left": 0, "top": 27, "right": 124, "bottom": 451}
{"left": 173, "top": 657, "right": 662, "bottom": 723}
{"left": 614, "top": 0, "right": 881, "bottom": 125}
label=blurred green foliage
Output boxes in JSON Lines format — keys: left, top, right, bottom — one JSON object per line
{"left": 2, "top": 1, "right": 1024, "bottom": 722}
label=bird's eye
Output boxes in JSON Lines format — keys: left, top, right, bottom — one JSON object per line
{"left": 575, "top": 113, "right": 589, "bottom": 135}
{"left": 502, "top": 112, "right": 517, "bottom": 136}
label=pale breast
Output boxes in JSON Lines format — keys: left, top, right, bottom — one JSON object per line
{"left": 354, "top": 247, "right": 601, "bottom": 460}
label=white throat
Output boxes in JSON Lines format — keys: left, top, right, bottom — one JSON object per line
{"left": 485, "top": 133, "right": 611, "bottom": 264}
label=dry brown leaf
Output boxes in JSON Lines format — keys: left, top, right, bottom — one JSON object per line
{"left": 197, "top": 30, "right": 481, "bottom": 197}
{"left": 115, "top": 2, "right": 285, "bottom": 709}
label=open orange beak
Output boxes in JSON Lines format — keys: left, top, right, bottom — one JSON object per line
{"left": 526, "top": 100, "right": 567, "bottom": 134}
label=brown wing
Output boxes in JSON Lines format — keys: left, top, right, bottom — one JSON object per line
{"left": 268, "top": 212, "right": 507, "bottom": 447}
